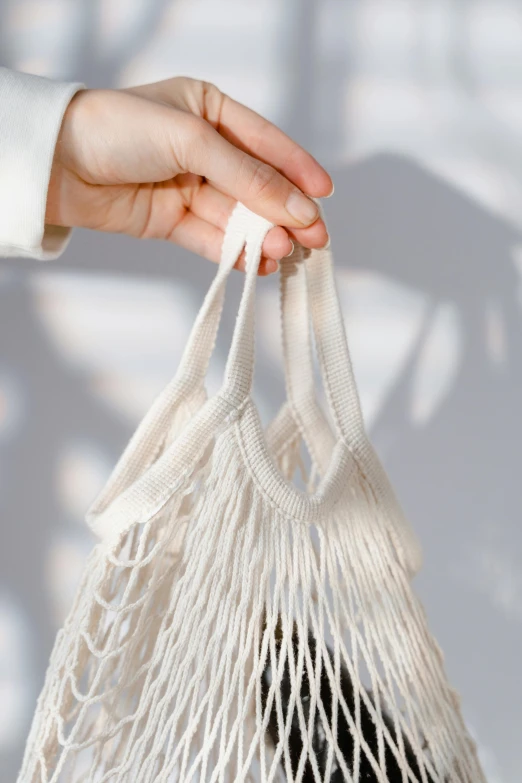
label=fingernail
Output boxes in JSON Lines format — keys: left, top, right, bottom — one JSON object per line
{"left": 266, "top": 259, "right": 279, "bottom": 275}
{"left": 324, "top": 235, "right": 331, "bottom": 249}
{"left": 286, "top": 191, "right": 319, "bottom": 225}
{"left": 326, "top": 182, "right": 335, "bottom": 198}
{"left": 283, "top": 240, "right": 295, "bottom": 258}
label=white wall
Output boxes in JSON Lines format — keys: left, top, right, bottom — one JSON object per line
{"left": 1, "top": 1, "right": 521, "bottom": 780}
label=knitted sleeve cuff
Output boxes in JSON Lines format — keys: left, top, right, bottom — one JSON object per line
{"left": 0, "top": 68, "right": 84, "bottom": 260}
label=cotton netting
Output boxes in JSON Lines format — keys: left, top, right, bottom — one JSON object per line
{"left": 18, "top": 204, "right": 485, "bottom": 783}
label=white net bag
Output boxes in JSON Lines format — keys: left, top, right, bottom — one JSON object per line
{"left": 18, "top": 204, "right": 486, "bottom": 782}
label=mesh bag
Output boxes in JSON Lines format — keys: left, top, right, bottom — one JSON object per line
{"left": 18, "top": 204, "right": 486, "bottom": 782}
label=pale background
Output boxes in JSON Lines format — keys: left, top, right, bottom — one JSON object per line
{"left": 1, "top": 1, "right": 522, "bottom": 780}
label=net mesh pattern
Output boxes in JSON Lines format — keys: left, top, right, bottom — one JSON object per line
{"left": 18, "top": 417, "right": 484, "bottom": 783}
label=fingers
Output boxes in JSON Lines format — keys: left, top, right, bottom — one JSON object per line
{"left": 183, "top": 175, "right": 326, "bottom": 252}
{"left": 186, "top": 180, "right": 293, "bottom": 259}
{"left": 127, "top": 79, "right": 333, "bottom": 200}
{"left": 172, "top": 113, "right": 329, "bottom": 244}
{"left": 167, "top": 210, "right": 283, "bottom": 275}
{"left": 217, "top": 93, "right": 333, "bottom": 199}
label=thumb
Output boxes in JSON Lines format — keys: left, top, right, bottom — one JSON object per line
{"left": 174, "top": 113, "right": 320, "bottom": 229}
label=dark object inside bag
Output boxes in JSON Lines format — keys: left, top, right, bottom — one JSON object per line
{"left": 261, "top": 619, "right": 437, "bottom": 782}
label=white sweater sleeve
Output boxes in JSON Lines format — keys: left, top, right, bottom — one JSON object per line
{"left": 0, "top": 68, "right": 84, "bottom": 260}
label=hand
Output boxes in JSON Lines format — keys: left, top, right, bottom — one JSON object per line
{"left": 46, "top": 77, "right": 333, "bottom": 275}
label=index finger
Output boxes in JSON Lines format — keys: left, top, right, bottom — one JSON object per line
{"left": 217, "top": 94, "right": 333, "bottom": 199}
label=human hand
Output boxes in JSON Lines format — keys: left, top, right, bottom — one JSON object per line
{"left": 46, "top": 77, "right": 333, "bottom": 275}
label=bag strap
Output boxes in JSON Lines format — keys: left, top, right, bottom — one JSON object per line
{"left": 220, "top": 205, "right": 422, "bottom": 575}
{"left": 278, "top": 243, "right": 336, "bottom": 476}
{"left": 88, "top": 203, "right": 421, "bottom": 573}
{"left": 87, "top": 204, "right": 274, "bottom": 540}
{"left": 91, "top": 200, "right": 333, "bottom": 509}
{"left": 219, "top": 208, "right": 272, "bottom": 405}
{"left": 221, "top": 206, "right": 365, "bottom": 445}
{"left": 87, "top": 203, "right": 264, "bottom": 529}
